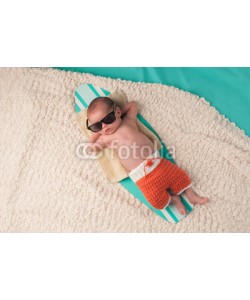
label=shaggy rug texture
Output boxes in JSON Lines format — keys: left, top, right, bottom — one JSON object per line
{"left": 0, "top": 67, "right": 249, "bottom": 232}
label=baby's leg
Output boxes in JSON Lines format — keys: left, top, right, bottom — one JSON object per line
{"left": 185, "top": 187, "right": 209, "bottom": 205}
{"left": 170, "top": 195, "right": 186, "bottom": 215}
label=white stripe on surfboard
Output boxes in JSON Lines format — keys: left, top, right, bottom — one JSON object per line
{"left": 76, "top": 85, "right": 97, "bottom": 105}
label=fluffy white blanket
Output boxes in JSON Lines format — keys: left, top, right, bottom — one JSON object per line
{"left": 0, "top": 68, "right": 249, "bottom": 232}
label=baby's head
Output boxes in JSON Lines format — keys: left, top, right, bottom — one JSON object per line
{"left": 86, "top": 97, "right": 122, "bottom": 135}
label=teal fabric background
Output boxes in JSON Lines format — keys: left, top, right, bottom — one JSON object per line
{"left": 55, "top": 67, "right": 250, "bottom": 137}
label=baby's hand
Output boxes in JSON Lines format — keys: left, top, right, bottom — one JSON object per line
{"left": 86, "top": 137, "right": 107, "bottom": 153}
{"left": 84, "top": 143, "right": 103, "bottom": 155}
{"left": 85, "top": 144, "right": 95, "bottom": 154}
{"left": 121, "top": 101, "right": 138, "bottom": 120}
{"left": 89, "top": 132, "right": 101, "bottom": 144}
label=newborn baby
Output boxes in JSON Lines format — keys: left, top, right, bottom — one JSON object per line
{"left": 86, "top": 96, "right": 209, "bottom": 215}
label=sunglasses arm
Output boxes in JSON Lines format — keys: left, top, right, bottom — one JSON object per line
{"left": 86, "top": 119, "right": 90, "bottom": 130}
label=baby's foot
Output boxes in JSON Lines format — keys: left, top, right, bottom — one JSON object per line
{"left": 185, "top": 187, "right": 209, "bottom": 205}
{"left": 170, "top": 195, "right": 186, "bottom": 215}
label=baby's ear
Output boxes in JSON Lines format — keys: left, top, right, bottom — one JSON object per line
{"left": 116, "top": 106, "right": 122, "bottom": 116}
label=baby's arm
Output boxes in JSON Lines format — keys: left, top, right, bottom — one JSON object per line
{"left": 89, "top": 132, "right": 101, "bottom": 144}
{"left": 87, "top": 135, "right": 107, "bottom": 153}
{"left": 120, "top": 101, "right": 138, "bottom": 120}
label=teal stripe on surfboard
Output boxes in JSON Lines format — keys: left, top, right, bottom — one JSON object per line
{"left": 75, "top": 102, "right": 81, "bottom": 113}
{"left": 100, "top": 87, "right": 110, "bottom": 96}
{"left": 74, "top": 83, "right": 193, "bottom": 224}
{"left": 166, "top": 206, "right": 179, "bottom": 223}
{"left": 88, "top": 83, "right": 101, "bottom": 97}
{"left": 75, "top": 91, "right": 88, "bottom": 109}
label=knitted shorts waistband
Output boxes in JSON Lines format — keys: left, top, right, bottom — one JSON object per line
{"left": 128, "top": 149, "right": 162, "bottom": 182}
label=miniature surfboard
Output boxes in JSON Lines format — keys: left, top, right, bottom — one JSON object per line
{"left": 74, "top": 83, "right": 194, "bottom": 223}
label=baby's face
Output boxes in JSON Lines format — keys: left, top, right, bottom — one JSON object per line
{"left": 88, "top": 103, "right": 122, "bottom": 135}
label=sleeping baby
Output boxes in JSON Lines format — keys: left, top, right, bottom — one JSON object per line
{"left": 86, "top": 96, "right": 209, "bottom": 215}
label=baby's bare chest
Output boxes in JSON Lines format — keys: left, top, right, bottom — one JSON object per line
{"left": 106, "top": 122, "right": 139, "bottom": 146}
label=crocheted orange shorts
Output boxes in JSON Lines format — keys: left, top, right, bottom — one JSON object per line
{"left": 129, "top": 151, "right": 192, "bottom": 210}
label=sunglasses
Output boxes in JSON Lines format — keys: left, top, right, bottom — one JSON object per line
{"left": 86, "top": 103, "right": 117, "bottom": 132}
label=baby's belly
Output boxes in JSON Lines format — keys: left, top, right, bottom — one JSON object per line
{"left": 115, "top": 145, "right": 156, "bottom": 172}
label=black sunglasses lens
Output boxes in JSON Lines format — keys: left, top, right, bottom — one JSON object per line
{"left": 89, "top": 122, "right": 102, "bottom": 132}
{"left": 88, "top": 108, "right": 116, "bottom": 132}
{"left": 102, "top": 112, "right": 116, "bottom": 124}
